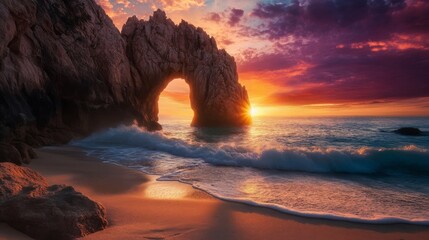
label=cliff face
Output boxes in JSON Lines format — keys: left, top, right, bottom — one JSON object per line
{"left": 0, "top": 0, "right": 250, "bottom": 144}
{"left": 0, "top": 0, "right": 136, "bottom": 142}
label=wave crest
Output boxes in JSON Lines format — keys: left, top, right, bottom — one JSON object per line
{"left": 72, "top": 125, "right": 429, "bottom": 175}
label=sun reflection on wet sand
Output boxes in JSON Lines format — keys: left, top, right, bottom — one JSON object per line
{"left": 144, "top": 180, "right": 190, "bottom": 199}
{"left": 142, "top": 177, "right": 213, "bottom": 200}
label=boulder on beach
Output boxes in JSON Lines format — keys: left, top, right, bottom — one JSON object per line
{"left": 393, "top": 127, "right": 424, "bottom": 136}
{"left": 10, "top": 142, "right": 37, "bottom": 164}
{"left": 0, "top": 143, "right": 23, "bottom": 165}
{"left": 0, "top": 163, "right": 108, "bottom": 240}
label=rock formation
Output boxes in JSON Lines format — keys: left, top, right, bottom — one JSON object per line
{"left": 0, "top": 0, "right": 137, "bottom": 142}
{"left": 393, "top": 127, "right": 425, "bottom": 136}
{"left": 122, "top": 11, "right": 251, "bottom": 129}
{"left": 0, "top": 0, "right": 251, "bottom": 142}
{"left": 0, "top": 143, "right": 22, "bottom": 165}
{"left": 0, "top": 162, "right": 108, "bottom": 239}
{"left": 0, "top": 142, "right": 37, "bottom": 165}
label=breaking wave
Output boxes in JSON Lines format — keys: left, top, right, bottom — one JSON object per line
{"left": 72, "top": 125, "right": 429, "bottom": 175}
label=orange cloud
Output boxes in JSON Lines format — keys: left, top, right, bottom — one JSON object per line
{"left": 161, "top": 91, "right": 190, "bottom": 104}
{"left": 342, "top": 34, "right": 429, "bottom": 52}
{"left": 97, "top": 0, "right": 116, "bottom": 16}
{"left": 236, "top": 62, "right": 315, "bottom": 112}
{"left": 96, "top": 0, "right": 130, "bottom": 28}
{"left": 159, "top": 0, "right": 204, "bottom": 11}
{"left": 97, "top": 0, "right": 208, "bottom": 29}
{"left": 116, "top": 0, "right": 132, "bottom": 7}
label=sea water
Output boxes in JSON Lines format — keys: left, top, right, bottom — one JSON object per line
{"left": 72, "top": 117, "right": 429, "bottom": 225}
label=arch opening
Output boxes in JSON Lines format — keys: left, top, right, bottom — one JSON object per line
{"left": 158, "top": 78, "right": 194, "bottom": 124}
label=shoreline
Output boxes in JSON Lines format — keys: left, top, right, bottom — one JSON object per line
{"left": 160, "top": 173, "right": 429, "bottom": 226}
{"left": 185, "top": 182, "right": 429, "bottom": 226}
{"left": 6, "top": 146, "right": 429, "bottom": 240}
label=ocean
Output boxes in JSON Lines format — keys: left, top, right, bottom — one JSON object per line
{"left": 72, "top": 117, "right": 429, "bottom": 225}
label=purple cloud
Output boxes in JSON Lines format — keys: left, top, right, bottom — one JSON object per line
{"left": 257, "top": 47, "right": 429, "bottom": 105}
{"left": 228, "top": 8, "right": 244, "bottom": 26}
{"left": 206, "top": 12, "right": 221, "bottom": 22}
{"left": 251, "top": 0, "right": 429, "bottom": 39}
{"left": 237, "top": 0, "right": 429, "bottom": 105}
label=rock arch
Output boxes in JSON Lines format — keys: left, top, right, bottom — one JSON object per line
{"left": 122, "top": 10, "right": 251, "bottom": 130}
{"left": 0, "top": 1, "right": 252, "bottom": 145}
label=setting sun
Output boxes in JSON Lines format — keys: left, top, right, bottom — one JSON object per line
{"left": 250, "top": 106, "right": 258, "bottom": 116}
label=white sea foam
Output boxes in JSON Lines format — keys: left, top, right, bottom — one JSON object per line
{"left": 72, "top": 125, "right": 429, "bottom": 175}
{"left": 185, "top": 183, "right": 429, "bottom": 225}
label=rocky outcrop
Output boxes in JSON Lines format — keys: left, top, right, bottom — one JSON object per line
{"left": 0, "top": 142, "right": 36, "bottom": 165}
{"left": 0, "top": 0, "right": 137, "bottom": 143}
{"left": 0, "top": 163, "right": 108, "bottom": 239}
{"left": 10, "top": 141, "right": 37, "bottom": 164}
{"left": 393, "top": 127, "right": 424, "bottom": 136}
{"left": 0, "top": 0, "right": 250, "bottom": 142}
{"left": 0, "top": 143, "right": 22, "bottom": 165}
{"left": 122, "top": 10, "right": 251, "bottom": 129}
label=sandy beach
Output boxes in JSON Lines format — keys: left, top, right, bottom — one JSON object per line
{"left": 2, "top": 146, "right": 428, "bottom": 240}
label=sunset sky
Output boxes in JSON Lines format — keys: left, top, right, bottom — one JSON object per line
{"left": 97, "top": 0, "right": 429, "bottom": 120}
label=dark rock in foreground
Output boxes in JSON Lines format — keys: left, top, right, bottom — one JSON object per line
{"left": 0, "top": 0, "right": 251, "bottom": 146}
{"left": 11, "top": 142, "right": 36, "bottom": 164}
{"left": 0, "top": 0, "right": 135, "bottom": 145}
{"left": 393, "top": 127, "right": 424, "bottom": 136}
{"left": 0, "top": 143, "right": 23, "bottom": 165}
{"left": 0, "top": 163, "right": 108, "bottom": 239}
{"left": 0, "top": 142, "right": 37, "bottom": 165}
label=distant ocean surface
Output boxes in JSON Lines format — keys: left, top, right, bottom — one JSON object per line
{"left": 72, "top": 117, "right": 429, "bottom": 225}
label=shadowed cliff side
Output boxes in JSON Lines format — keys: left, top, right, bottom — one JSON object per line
{"left": 122, "top": 10, "right": 251, "bottom": 129}
{"left": 0, "top": 0, "right": 250, "bottom": 145}
{"left": 0, "top": 0, "right": 137, "bottom": 145}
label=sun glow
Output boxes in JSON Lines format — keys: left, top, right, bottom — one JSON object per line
{"left": 250, "top": 106, "right": 258, "bottom": 116}
{"left": 158, "top": 78, "right": 194, "bottom": 122}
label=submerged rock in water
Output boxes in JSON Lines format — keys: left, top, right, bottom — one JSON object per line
{"left": 393, "top": 127, "right": 423, "bottom": 136}
{"left": 0, "top": 163, "right": 108, "bottom": 239}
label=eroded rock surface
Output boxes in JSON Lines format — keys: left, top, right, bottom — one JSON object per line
{"left": 123, "top": 11, "right": 251, "bottom": 128}
{"left": 0, "top": 163, "right": 108, "bottom": 239}
{"left": 10, "top": 141, "right": 37, "bottom": 164}
{"left": 0, "top": 0, "right": 138, "bottom": 142}
{"left": 0, "top": 143, "right": 23, "bottom": 165}
{"left": 0, "top": 0, "right": 250, "bottom": 142}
